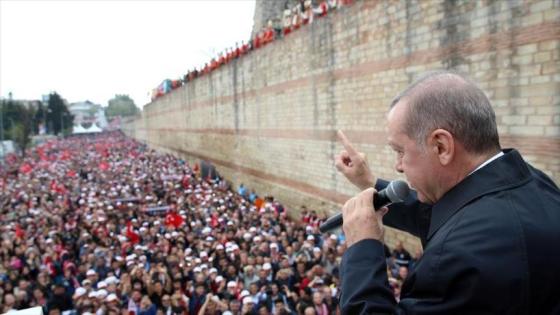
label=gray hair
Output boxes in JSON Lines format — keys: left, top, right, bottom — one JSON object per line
{"left": 391, "top": 70, "right": 500, "bottom": 154}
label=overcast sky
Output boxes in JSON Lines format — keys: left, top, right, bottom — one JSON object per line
{"left": 0, "top": 0, "right": 255, "bottom": 107}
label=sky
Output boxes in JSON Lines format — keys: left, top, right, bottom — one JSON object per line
{"left": 0, "top": 0, "right": 256, "bottom": 108}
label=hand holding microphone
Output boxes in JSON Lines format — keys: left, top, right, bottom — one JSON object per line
{"left": 319, "top": 180, "right": 409, "bottom": 234}
{"left": 347, "top": 181, "right": 408, "bottom": 247}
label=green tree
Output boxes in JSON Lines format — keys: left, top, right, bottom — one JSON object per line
{"left": 0, "top": 99, "right": 36, "bottom": 157}
{"left": 106, "top": 94, "right": 140, "bottom": 118}
{"left": 46, "top": 92, "right": 73, "bottom": 136}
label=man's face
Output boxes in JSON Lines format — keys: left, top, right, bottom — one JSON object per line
{"left": 387, "top": 101, "right": 440, "bottom": 204}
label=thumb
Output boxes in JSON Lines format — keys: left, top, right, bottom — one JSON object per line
{"left": 376, "top": 206, "right": 389, "bottom": 227}
{"left": 377, "top": 206, "right": 389, "bottom": 217}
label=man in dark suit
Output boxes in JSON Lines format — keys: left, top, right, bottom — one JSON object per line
{"left": 335, "top": 71, "right": 560, "bottom": 314}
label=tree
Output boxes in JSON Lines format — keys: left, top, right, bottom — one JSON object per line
{"left": 46, "top": 92, "right": 73, "bottom": 136}
{"left": 105, "top": 94, "right": 140, "bottom": 118}
{"left": 0, "top": 99, "right": 36, "bottom": 157}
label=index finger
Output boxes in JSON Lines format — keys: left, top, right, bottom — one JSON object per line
{"left": 337, "top": 130, "right": 359, "bottom": 157}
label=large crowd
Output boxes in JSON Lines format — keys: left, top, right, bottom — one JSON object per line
{"left": 152, "top": 0, "right": 354, "bottom": 101}
{"left": 0, "top": 132, "right": 419, "bottom": 315}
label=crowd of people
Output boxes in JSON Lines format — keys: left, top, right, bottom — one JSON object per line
{"left": 0, "top": 132, "right": 419, "bottom": 314}
{"left": 151, "top": 0, "right": 354, "bottom": 101}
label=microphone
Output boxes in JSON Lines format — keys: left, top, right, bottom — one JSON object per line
{"left": 319, "top": 180, "right": 410, "bottom": 233}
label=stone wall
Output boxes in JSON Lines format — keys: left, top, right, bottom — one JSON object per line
{"left": 124, "top": 0, "right": 560, "bottom": 252}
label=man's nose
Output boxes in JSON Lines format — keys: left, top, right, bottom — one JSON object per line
{"left": 395, "top": 160, "right": 404, "bottom": 173}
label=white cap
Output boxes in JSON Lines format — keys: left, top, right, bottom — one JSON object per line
{"left": 227, "top": 281, "right": 237, "bottom": 288}
{"left": 307, "top": 235, "right": 314, "bottom": 241}
{"left": 105, "top": 276, "right": 119, "bottom": 285}
{"left": 215, "top": 275, "right": 224, "bottom": 283}
{"left": 239, "top": 290, "right": 250, "bottom": 298}
{"left": 209, "top": 268, "right": 218, "bottom": 274}
{"left": 313, "top": 247, "right": 321, "bottom": 253}
{"left": 73, "top": 287, "right": 87, "bottom": 299}
{"left": 200, "top": 251, "right": 208, "bottom": 257}
{"left": 88, "top": 291, "right": 98, "bottom": 298}
{"left": 262, "top": 263, "right": 272, "bottom": 271}
{"left": 86, "top": 269, "right": 96, "bottom": 276}
{"left": 243, "top": 296, "right": 253, "bottom": 304}
{"left": 97, "top": 281, "right": 107, "bottom": 289}
{"left": 106, "top": 293, "right": 118, "bottom": 302}
{"left": 216, "top": 244, "right": 224, "bottom": 250}
{"left": 193, "top": 267, "right": 202, "bottom": 273}
{"left": 270, "top": 243, "right": 278, "bottom": 249}
{"left": 96, "top": 289, "right": 108, "bottom": 298}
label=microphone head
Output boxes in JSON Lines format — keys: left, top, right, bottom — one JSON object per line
{"left": 386, "top": 180, "right": 410, "bottom": 202}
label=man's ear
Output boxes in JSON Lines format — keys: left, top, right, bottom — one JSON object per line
{"left": 428, "top": 129, "right": 454, "bottom": 166}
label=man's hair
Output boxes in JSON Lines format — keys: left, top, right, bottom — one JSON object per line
{"left": 391, "top": 70, "right": 501, "bottom": 154}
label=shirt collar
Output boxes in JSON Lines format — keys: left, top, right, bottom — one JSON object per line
{"left": 468, "top": 151, "right": 504, "bottom": 176}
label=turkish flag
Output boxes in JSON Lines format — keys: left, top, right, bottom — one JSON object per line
{"left": 99, "top": 161, "right": 110, "bottom": 171}
{"left": 126, "top": 221, "right": 140, "bottom": 244}
{"left": 165, "top": 211, "right": 184, "bottom": 228}
{"left": 211, "top": 213, "right": 219, "bottom": 228}
{"left": 49, "top": 180, "right": 58, "bottom": 191}
{"left": 19, "top": 163, "right": 33, "bottom": 174}
{"left": 15, "top": 224, "right": 25, "bottom": 239}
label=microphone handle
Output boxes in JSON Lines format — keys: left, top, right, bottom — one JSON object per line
{"left": 319, "top": 191, "right": 390, "bottom": 233}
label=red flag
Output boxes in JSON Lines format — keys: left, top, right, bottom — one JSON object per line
{"left": 211, "top": 213, "right": 219, "bottom": 228}
{"left": 66, "top": 170, "right": 77, "bottom": 177}
{"left": 60, "top": 150, "right": 71, "bottom": 160}
{"left": 165, "top": 212, "right": 184, "bottom": 228}
{"left": 126, "top": 221, "right": 140, "bottom": 244}
{"left": 15, "top": 224, "right": 25, "bottom": 239}
{"left": 19, "top": 163, "right": 33, "bottom": 174}
{"left": 99, "top": 161, "right": 109, "bottom": 171}
{"left": 56, "top": 184, "right": 67, "bottom": 195}
{"left": 49, "top": 180, "right": 58, "bottom": 191}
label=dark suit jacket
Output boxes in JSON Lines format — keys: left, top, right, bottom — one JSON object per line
{"left": 340, "top": 149, "right": 560, "bottom": 314}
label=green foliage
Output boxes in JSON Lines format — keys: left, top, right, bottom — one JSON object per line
{"left": 46, "top": 92, "right": 74, "bottom": 135}
{"left": 106, "top": 94, "right": 140, "bottom": 118}
{"left": 0, "top": 99, "right": 36, "bottom": 156}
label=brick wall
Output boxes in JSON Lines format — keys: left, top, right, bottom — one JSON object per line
{"left": 124, "top": 0, "right": 560, "bottom": 252}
